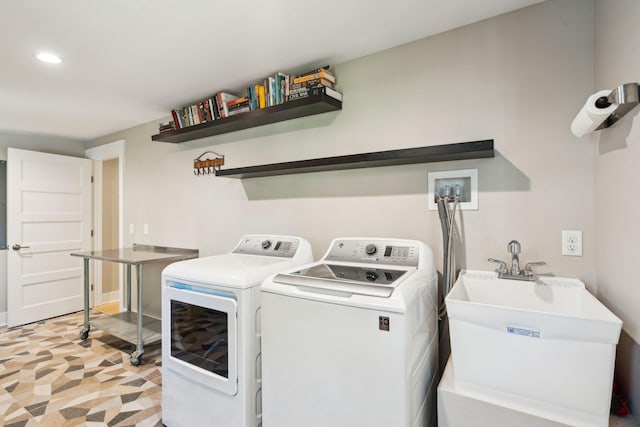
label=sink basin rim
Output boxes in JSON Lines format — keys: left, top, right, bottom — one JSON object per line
{"left": 445, "top": 270, "right": 622, "bottom": 344}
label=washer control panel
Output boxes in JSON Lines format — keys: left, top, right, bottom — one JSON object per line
{"left": 232, "top": 235, "right": 300, "bottom": 258}
{"left": 324, "top": 238, "right": 420, "bottom": 267}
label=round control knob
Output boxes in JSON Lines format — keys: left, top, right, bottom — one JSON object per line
{"left": 365, "top": 244, "right": 377, "bottom": 255}
{"left": 261, "top": 240, "right": 272, "bottom": 250}
{"left": 365, "top": 271, "right": 379, "bottom": 282}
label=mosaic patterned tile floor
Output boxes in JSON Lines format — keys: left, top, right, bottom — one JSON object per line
{"left": 0, "top": 310, "right": 162, "bottom": 427}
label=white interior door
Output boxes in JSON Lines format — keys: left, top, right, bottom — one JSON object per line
{"left": 7, "top": 148, "right": 91, "bottom": 327}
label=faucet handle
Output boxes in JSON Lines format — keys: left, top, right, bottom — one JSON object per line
{"left": 488, "top": 258, "right": 508, "bottom": 274}
{"left": 524, "top": 261, "right": 546, "bottom": 276}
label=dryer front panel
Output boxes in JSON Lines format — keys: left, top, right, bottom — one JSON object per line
{"left": 162, "top": 283, "right": 238, "bottom": 396}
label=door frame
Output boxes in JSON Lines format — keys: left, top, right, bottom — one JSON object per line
{"left": 85, "top": 140, "right": 125, "bottom": 308}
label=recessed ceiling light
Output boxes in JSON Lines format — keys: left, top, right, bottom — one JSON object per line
{"left": 36, "top": 52, "right": 62, "bottom": 64}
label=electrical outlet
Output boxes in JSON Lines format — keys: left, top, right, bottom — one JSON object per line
{"left": 562, "top": 230, "right": 583, "bottom": 256}
{"left": 129, "top": 224, "right": 135, "bottom": 235}
{"left": 144, "top": 224, "right": 149, "bottom": 235}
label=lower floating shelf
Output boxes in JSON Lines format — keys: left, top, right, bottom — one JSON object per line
{"left": 92, "top": 312, "right": 161, "bottom": 345}
{"left": 215, "top": 139, "right": 494, "bottom": 179}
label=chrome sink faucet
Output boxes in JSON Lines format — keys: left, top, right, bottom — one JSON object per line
{"left": 489, "top": 240, "right": 546, "bottom": 281}
{"left": 508, "top": 240, "right": 521, "bottom": 275}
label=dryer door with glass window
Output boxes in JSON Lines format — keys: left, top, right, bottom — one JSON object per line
{"left": 162, "top": 283, "right": 238, "bottom": 396}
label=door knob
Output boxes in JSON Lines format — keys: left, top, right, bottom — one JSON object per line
{"left": 12, "top": 244, "right": 30, "bottom": 251}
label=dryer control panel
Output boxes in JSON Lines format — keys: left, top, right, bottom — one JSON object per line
{"left": 232, "top": 235, "right": 300, "bottom": 258}
{"left": 324, "top": 238, "right": 421, "bottom": 267}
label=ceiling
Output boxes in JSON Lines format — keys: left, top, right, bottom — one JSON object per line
{"left": 0, "top": 0, "right": 545, "bottom": 140}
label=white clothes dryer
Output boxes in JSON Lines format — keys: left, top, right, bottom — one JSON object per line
{"left": 261, "top": 237, "right": 438, "bottom": 427}
{"left": 161, "top": 235, "right": 313, "bottom": 427}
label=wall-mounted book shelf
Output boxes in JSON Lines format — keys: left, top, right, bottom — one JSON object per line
{"left": 152, "top": 92, "right": 342, "bottom": 143}
{"left": 215, "top": 140, "right": 494, "bottom": 179}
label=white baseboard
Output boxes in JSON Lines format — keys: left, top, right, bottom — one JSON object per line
{"left": 0, "top": 312, "right": 6, "bottom": 327}
{"left": 101, "top": 291, "right": 119, "bottom": 304}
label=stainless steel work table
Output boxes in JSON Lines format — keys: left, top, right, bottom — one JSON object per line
{"left": 71, "top": 244, "right": 199, "bottom": 365}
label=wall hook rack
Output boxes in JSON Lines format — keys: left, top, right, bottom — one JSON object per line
{"left": 194, "top": 151, "right": 224, "bottom": 175}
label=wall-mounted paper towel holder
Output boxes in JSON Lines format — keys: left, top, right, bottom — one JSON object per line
{"left": 571, "top": 82, "right": 639, "bottom": 137}
{"left": 595, "top": 83, "right": 639, "bottom": 130}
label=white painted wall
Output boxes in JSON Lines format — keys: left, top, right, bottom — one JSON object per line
{"left": 594, "top": 0, "right": 640, "bottom": 413}
{"left": 87, "top": 1, "right": 595, "bottom": 289}
{"left": 0, "top": 132, "right": 86, "bottom": 319}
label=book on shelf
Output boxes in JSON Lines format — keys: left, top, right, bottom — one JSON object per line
{"left": 226, "top": 96, "right": 250, "bottom": 108}
{"left": 171, "top": 110, "right": 183, "bottom": 129}
{"left": 275, "top": 72, "right": 288, "bottom": 105}
{"left": 193, "top": 104, "right": 199, "bottom": 124}
{"left": 267, "top": 76, "right": 275, "bottom": 107}
{"left": 293, "top": 65, "right": 331, "bottom": 79}
{"left": 191, "top": 106, "right": 198, "bottom": 124}
{"left": 257, "top": 85, "right": 266, "bottom": 108}
{"left": 290, "top": 78, "right": 334, "bottom": 91}
{"left": 247, "top": 85, "right": 257, "bottom": 111}
{"left": 216, "top": 92, "right": 239, "bottom": 118}
{"left": 292, "top": 70, "right": 335, "bottom": 85}
{"left": 227, "top": 106, "right": 251, "bottom": 116}
{"left": 198, "top": 103, "right": 206, "bottom": 123}
{"left": 227, "top": 97, "right": 251, "bottom": 115}
{"left": 180, "top": 109, "right": 188, "bottom": 127}
{"left": 203, "top": 99, "right": 213, "bottom": 122}
{"left": 187, "top": 106, "right": 195, "bottom": 126}
{"left": 158, "top": 121, "right": 175, "bottom": 133}
{"left": 211, "top": 96, "right": 221, "bottom": 120}
{"left": 286, "top": 86, "right": 342, "bottom": 102}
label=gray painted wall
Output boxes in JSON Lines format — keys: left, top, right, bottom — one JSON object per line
{"left": 88, "top": 2, "right": 595, "bottom": 300}
{"left": 594, "top": 0, "right": 640, "bottom": 415}
{"left": 8, "top": 1, "right": 638, "bottom": 419}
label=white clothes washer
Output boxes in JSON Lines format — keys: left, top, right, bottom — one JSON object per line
{"left": 261, "top": 237, "right": 438, "bottom": 427}
{"left": 161, "top": 235, "right": 313, "bottom": 427}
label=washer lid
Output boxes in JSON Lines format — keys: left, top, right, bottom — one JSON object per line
{"left": 163, "top": 253, "right": 303, "bottom": 289}
{"left": 272, "top": 263, "right": 411, "bottom": 298}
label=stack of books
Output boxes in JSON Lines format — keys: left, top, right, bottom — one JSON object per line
{"left": 158, "top": 121, "right": 176, "bottom": 134}
{"left": 287, "top": 67, "right": 342, "bottom": 102}
{"left": 227, "top": 97, "right": 251, "bottom": 116}
{"left": 161, "top": 65, "right": 343, "bottom": 132}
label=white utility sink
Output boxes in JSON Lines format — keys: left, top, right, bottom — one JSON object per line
{"left": 445, "top": 270, "right": 622, "bottom": 427}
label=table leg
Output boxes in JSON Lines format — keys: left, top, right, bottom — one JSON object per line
{"left": 79, "top": 257, "right": 91, "bottom": 340}
{"left": 130, "top": 264, "right": 144, "bottom": 366}
{"left": 126, "top": 264, "right": 132, "bottom": 312}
